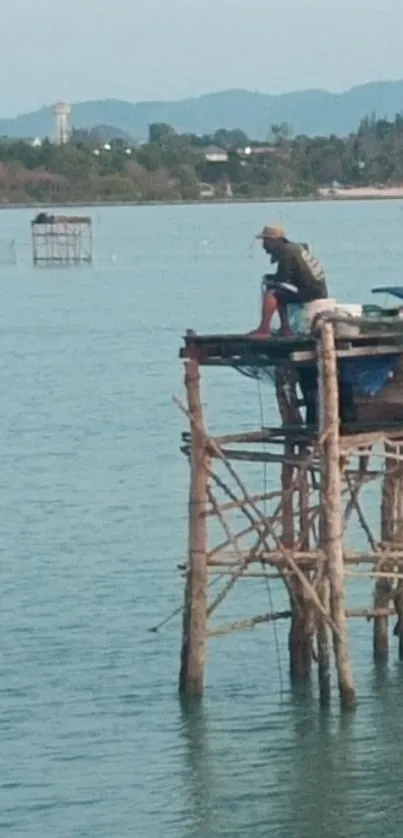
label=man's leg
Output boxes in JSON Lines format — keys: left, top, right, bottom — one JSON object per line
{"left": 275, "top": 285, "right": 301, "bottom": 336}
{"left": 247, "top": 290, "right": 278, "bottom": 336}
{"left": 247, "top": 283, "right": 300, "bottom": 338}
{"left": 277, "top": 302, "right": 292, "bottom": 336}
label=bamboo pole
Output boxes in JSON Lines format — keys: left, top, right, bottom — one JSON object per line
{"left": 175, "top": 393, "right": 341, "bottom": 639}
{"left": 319, "top": 322, "right": 357, "bottom": 711}
{"left": 179, "top": 359, "right": 210, "bottom": 696}
{"left": 207, "top": 607, "right": 396, "bottom": 639}
{"left": 214, "top": 430, "right": 292, "bottom": 445}
{"left": 347, "top": 569, "right": 403, "bottom": 581}
{"left": 316, "top": 573, "right": 331, "bottom": 707}
{"left": 373, "top": 443, "right": 398, "bottom": 662}
{"left": 206, "top": 570, "right": 286, "bottom": 579}
{"left": 186, "top": 445, "right": 316, "bottom": 466}
{"left": 207, "top": 549, "right": 403, "bottom": 567}
{"left": 299, "top": 455, "right": 311, "bottom": 552}
{"left": 204, "top": 489, "right": 284, "bottom": 517}
{"left": 348, "top": 607, "right": 395, "bottom": 618}
{"left": 207, "top": 522, "right": 261, "bottom": 560}
{"left": 283, "top": 442, "right": 311, "bottom": 681}
{"left": 275, "top": 364, "right": 314, "bottom": 681}
{"left": 205, "top": 568, "right": 403, "bottom": 581}
{"left": 207, "top": 610, "right": 291, "bottom": 637}
{"left": 391, "top": 452, "right": 403, "bottom": 660}
{"left": 286, "top": 446, "right": 313, "bottom": 681}
{"left": 393, "top": 583, "right": 403, "bottom": 659}
{"left": 343, "top": 472, "right": 377, "bottom": 551}
{"left": 205, "top": 488, "right": 262, "bottom": 617}
{"left": 340, "top": 429, "right": 403, "bottom": 453}
{"left": 316, "top": 451, "right": 332, "bottom": 708}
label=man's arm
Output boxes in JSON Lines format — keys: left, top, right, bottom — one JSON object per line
{"left": 274, "top": 249, "right": 294, "bottom": 286}
{"left": 262, "top": 251, "right": 293, "bottom": 292}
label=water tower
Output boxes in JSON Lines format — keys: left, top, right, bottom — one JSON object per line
{"left": 52, "top": 102, "right": 70, "bottom": 145}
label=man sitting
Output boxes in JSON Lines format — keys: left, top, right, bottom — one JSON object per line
{"left": 249, "top": 225, "right": 329, "bottom": 336}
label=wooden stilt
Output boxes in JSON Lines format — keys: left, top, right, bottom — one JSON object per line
{"left": 175, "top": 329, "right": 403, "bottom": 710}
{"left": 292, "top": 455, "right": 314, "bottom": 679}
{"left": 394, "top": 582, "right": 403, "bottom": 660}
{"left": 179, "top": 359, "right": 209, "bottom": 696}
{"left": 284, "top": 447, "right": 310, "bottom": 681}
{"left": 316, "top": 574, "right": 331, "bottom": 707}
{"left": 373, "top": 444, "right": 403, "bottom": 662}
{"left": 318, "top": 322, "right": 357, "bottom": 711}
{"left": 317, "top": 485, "right": 331, "bottom": 707}
{"left": 373, "top": 444, "right": 395, "bottom": 662}
{"left": 276, "top": 365, "right": 313, "bottom": 680}
{"left": 288, "top": 592, "right": 313, "bottom": 681}
{"left": 391, "top": 448, "right": 403, "bottom": 660}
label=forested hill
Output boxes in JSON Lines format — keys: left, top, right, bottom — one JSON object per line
{"left": 2, "top": 80, "right": 403, "bottom": 140}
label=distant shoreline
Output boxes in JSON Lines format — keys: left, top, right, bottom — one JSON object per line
{"left": 1, "top": 190, "right": 403, "bottom": 210}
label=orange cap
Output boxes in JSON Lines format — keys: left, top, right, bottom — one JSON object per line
{"left": 256, "top": 224, "right": 287, "bottom": 240}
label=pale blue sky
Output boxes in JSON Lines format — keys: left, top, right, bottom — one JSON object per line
{"left": 2, "top": 0, "right": 403, "bottom": 115}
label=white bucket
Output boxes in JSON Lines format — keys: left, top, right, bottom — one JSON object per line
{"left": 333, "top": 303, "right": 363, "bottom": 337}
{"left": 301, "top": 299, "right": 363, "bottom": 336}
{"left": 301, "top": 298, "right": 337, "bottom": 333}
{"left": 335, "top": 303, "right": 363, "bottom": 317}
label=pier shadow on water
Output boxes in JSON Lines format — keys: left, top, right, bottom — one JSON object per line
{"left": 177, "top": 667, "right": 403, "bottom": 838}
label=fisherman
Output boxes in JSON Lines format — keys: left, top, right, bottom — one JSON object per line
{"left": 249, "top": 225, "right": 329, "bottom": 336}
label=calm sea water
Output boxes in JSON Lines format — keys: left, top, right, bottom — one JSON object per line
{"left": 1, "top": 200, "right": 403, "bottom": 837}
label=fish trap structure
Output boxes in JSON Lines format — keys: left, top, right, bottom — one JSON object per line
{"left": 31, "top": 213, "right": 92, "bottom": 266}
{"left": 176, "top": 301, "right": 403, "bottom": 711}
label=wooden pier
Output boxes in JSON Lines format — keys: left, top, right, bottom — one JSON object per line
{"left": 177, "top": 321, "right": 403, "bottom": 710}
{"left": 31, "top": 213, "right": 92, "bottom": 266}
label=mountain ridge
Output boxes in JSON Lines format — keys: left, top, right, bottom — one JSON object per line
{"left": 2, "top": 80, "right": 403, "bottom": 140}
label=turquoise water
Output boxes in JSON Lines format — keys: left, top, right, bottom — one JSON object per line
{"left": 1, "top": 201, "right": 403, "bottom": 836}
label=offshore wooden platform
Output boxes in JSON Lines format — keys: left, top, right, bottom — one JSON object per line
{"left": 177, "top": 303, "right": 403, "bottom": 711}
{"left": 31, "top": 213, "right": 92, "bottom": 266}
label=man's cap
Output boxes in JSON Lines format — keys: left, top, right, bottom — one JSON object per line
{"left": 256, "top": 224, "right": 287, "bottom": 240}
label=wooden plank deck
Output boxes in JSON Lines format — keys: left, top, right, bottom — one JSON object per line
{"left": 180, "top": 330, "right": 403, "bottom": 366}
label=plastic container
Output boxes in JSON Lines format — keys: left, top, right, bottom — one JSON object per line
{"left": 333, "top": 303, "right": 363, "bottom": 337}
{"left": 286, "top": 302, "right": 304, "bottom": 333}
{"left": 300, "top": 298, "right": 337, "bottom": 333}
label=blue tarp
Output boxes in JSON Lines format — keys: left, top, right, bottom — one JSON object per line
{"left": 340, "top": 355, "right": 399, "bottom": 396}
{"left": 372, "top": 286, "right": 403, "bottom": 301}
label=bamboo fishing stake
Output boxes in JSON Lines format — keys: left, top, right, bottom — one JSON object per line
{"left": 318, "top": 322, "right": 357, "bottom": 711}
{"left": 316, "top": 571, "right": 331, "bottom": 707}
{"left": 179, "top": 359, "right": 210, "bottom": 696}
{"left": 175, "top": 325, "right": 403, "bottom": 710}
{"left": 373, "top": 443, "right": 399, "bottom": 661}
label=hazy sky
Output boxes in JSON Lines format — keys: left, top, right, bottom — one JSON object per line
{"left": 2, "top": 0, "right": 403, "bottom": 115}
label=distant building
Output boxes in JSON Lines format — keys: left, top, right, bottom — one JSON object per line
{"left": 224, "top": 181, "right": 233, "bottom": 198}
{"left": 237, "top": 145, "right": 275, "bottom": 157}
{"left": 203, "top": 146, "right": 229, "bottom": 163}
{"left": 199, "top": 183, "right": 215, "bottom": 199}
{"left": 52, "top": 102, "right": 70, "bottom": 145}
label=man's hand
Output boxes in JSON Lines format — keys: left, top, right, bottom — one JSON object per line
{"left": 262, "top": 274, "right": 277, "bottom": 292}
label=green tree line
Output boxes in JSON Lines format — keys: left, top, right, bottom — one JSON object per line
{"left": 0, "top": 114, "right": 403, "bottom": 204}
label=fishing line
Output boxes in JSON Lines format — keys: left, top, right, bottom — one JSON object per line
{"left": 148, "top": 569, "right": 227, "bottom": 634}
